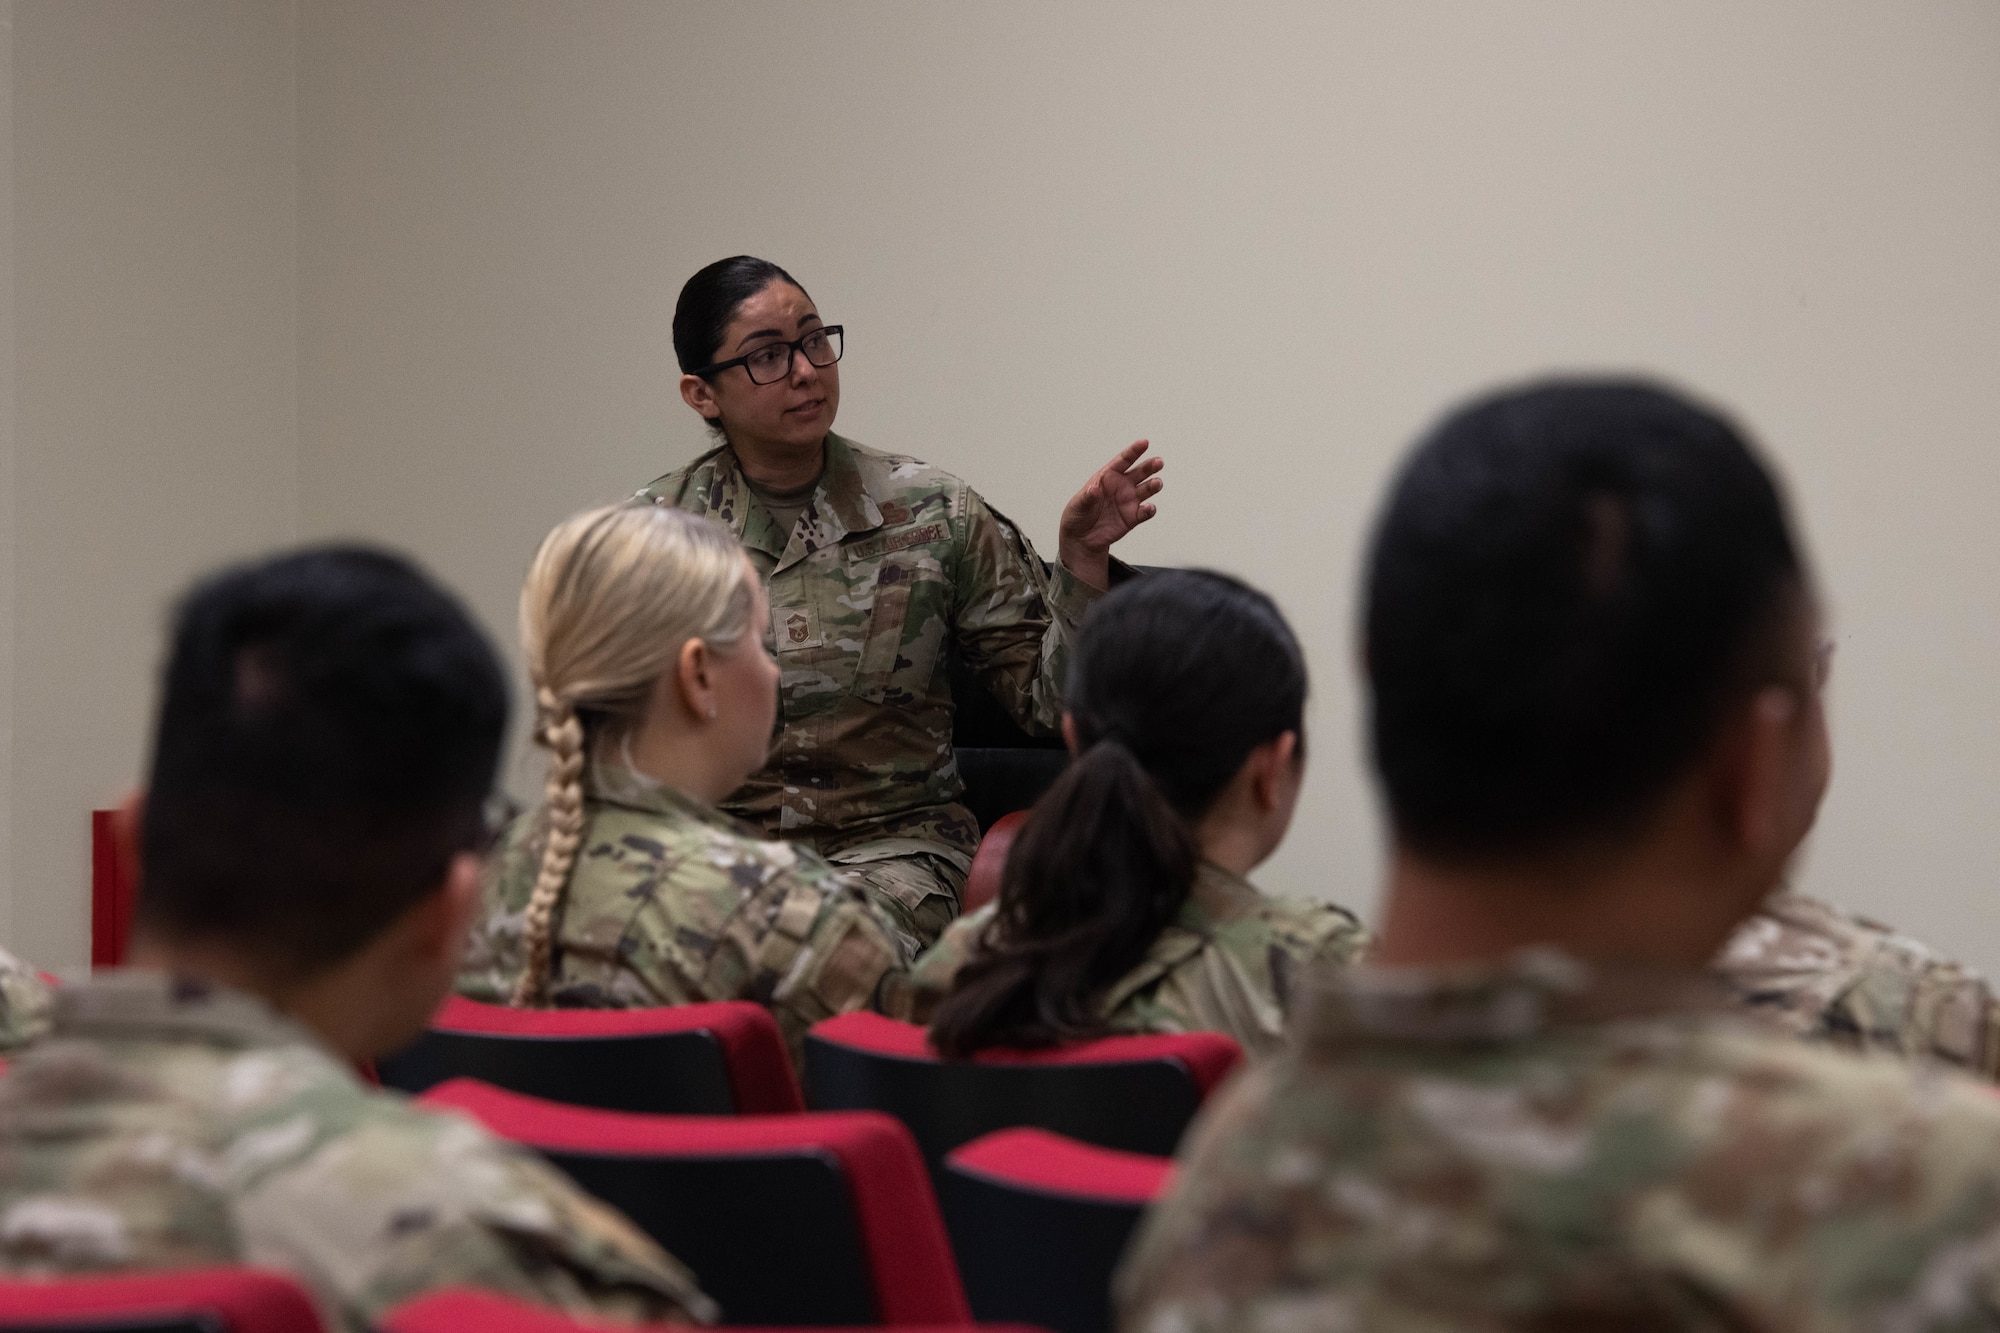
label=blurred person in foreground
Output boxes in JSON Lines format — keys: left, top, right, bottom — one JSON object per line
{"left": 0, "top": 549, "right": 712, "bottom": 1331}
{"left": 905, "top": 569, "right": 1366, "bottom": 1057}
{"left": 456, "top": 503, "right": 907, "bottom": 1061}
{"left": 1119, "top": 380, "right": 2000, "bottom": 1330}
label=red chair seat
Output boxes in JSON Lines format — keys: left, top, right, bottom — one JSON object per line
{"left": 384, "top": 1288, "right": 1056, "bottom": 1328}
{"left": 421, "top": 1078, "right": 967, "bottom": 1327}
{"left": 383, "top": 1286, "right": 1046, "bottom": 1333}
{"left": 377, "top": 996, "right": 801, "bottom": 1114}
{"left": 804, "top": 1012, "right": 1240, "bottom": 1165}
{"left": 0, "top": 1268, "right": 324, "bottom": 1333}
{"left": 943, "top": 1130, "right": 1173, "bottom": 1333}
{"left": 959, "top": 811, "right": 1028, "bottom": 916}
{"left": 948, "top": 1127, "right": 1174, "bottom": 1204}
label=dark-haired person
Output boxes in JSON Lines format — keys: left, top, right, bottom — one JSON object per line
{"left": 906, "top": 570, "right": 1366, "bottom": 1058}
{"left": 636, "top": 255, "right": 1164, "bottom": 952}
{"left": 0, "top": 550, "right": 712, "bottom": 1331}
{"left": 1120, "top": 380, "right": 2000, "bottom": 1329}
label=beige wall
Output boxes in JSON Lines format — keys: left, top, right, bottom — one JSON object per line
{"left": 11, "top": 2, "right": 2000, "bottom": 974}
{"left": 4, "top": 0, "right": 298, "bottom": 964}
{"left": 295, "top": 2, "right": 2000, "bottom": 970}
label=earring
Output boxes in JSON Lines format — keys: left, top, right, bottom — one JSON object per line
{"left": 706, "top": 704, "right": 718, "bottom": 720}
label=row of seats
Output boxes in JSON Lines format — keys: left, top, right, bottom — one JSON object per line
{"left": 376, "top": 1001, "right": 1238, "bottom": 1162}
{"left": 360, "top": 1002, "right": 1233, "bottom": 1332}
{"left": 64, "top": 806, "right": 1181, "bottom": 1332}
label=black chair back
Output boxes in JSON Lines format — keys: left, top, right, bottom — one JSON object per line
{"left": 942, "top": 1165, "right": 1147, "bottom": 1333}
{"left": 805, "top": 1037, "right": 1206, "bottom": 1169}
{"left": 544, "top": 1148, "right": 877, "bottom": 1325}
{"left": 377, "top": 1029, "right": 736, "bottom": 1114}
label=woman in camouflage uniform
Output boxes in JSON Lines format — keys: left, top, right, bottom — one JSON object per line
{"left": 456, "top": 504, "right": 907, "bottom": 1060}
{"left": 912, "top": 570, "right": 1367, "bottom": 1058}
{"left": 639, "top": 256, "right": 1166, "bottom": 953}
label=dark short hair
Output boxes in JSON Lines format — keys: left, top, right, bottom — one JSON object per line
{"left": 931, "top": 570, "right": 1308, "bottom": 1055}
{"left": 1364, "top": 378, "right": 1804, "bottom": 857}
{"left": 672, "top": 255, "right": 808, "bottom": 376}
{"left": 138, "top": 547, "right": 509, "bottom": 975}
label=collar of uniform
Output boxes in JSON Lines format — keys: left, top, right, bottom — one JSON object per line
{"left": 810, "top": 434, "right": 886, "bottom": 543}
{"left": 49, "top": 968, "right": 322, "bottom": 1052}
{"left": 585, "top": 758, "right": 752, "bottom": 835}
{"left": 1096, "top": 862, "right": 1265, "bottom": 1015}
{"left": 708, "top": 434, "right": 884, "bottom": 571}
{"left": 1294, "top": 948, "right": 1736, "bottom": 1049}
{"left": 1185, "top": 860, "right": 1265, "bottom": 923}
{"left": 691, "top": 445, "right": 788, "bottom": 560}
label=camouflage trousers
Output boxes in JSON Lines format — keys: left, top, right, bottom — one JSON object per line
{"left": 822, "top": 843, "right": 966, "bottom": 957}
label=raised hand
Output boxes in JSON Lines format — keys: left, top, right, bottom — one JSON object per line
{"left": 1058, "top": 439, "right": 1164, "bottom": 590}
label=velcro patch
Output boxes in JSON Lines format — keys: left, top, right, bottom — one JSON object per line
{"left": 845, "top": 522, "right": 946, "bottom": 563}
{"left": 774, "top": 604, "right": 822, "bottom": 650}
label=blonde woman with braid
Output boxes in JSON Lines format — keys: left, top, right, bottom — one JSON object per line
{"left": 456, "top": 503, "right": 909, "bottom": 1058}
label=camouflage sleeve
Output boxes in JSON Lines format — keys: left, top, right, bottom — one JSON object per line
{"left": 636, "top": 849, "right": 909, "bottom": 1062}
{"left": 950, "top": 489, "right": 1105, "bottom": 736}
{"left": 882, "top": 907, "right": 992, "bottom": 1024}
{"left": 0, "top": 946, "right": 53, "bottom": 1052}
{"left": 233, "top": 1095, "right": 717, "bottom": 1331}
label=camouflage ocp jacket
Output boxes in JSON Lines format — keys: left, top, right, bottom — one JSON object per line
{"left": 636, "top": 434, "right": 1106, "bottom": 869}
{"left": 1119, "top": 949, "right": 2000, "bottom": 1332}
{"left": 457, "top": 762, "right": 909, "bottom": 1061}
{"left": 0, "top": 971, "right": 713, "bottom": 1333}
{"left": 901, "top": 862, "right": 1368, "bottom": 1056}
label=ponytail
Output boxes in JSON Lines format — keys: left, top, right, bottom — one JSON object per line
{"left": 511, "top": 690, "right": 587, "bottom": 1005}
{"left": 930, "top": 739, "right": 1197, "bottom": 1056}
{"left": 927, "top": 569, "right": 1309, "bottom": 1056}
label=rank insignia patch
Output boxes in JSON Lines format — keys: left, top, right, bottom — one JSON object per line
{"left": 776, "top": 605, "right": 823, "bottom": 650}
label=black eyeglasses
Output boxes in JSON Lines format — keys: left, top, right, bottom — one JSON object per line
{"left": 693, "top": 325, "right": 844, "bottom": 385}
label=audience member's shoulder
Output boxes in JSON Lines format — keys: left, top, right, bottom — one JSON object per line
{"left": 1723, "top": 891, "right": 1897, "bottom": 972}
{"left": 1719, "top": 891, "right": 1976, "bottom": 991}
{"left": 1257, "top": 893, "right": 1369, "bottom": 965}
{"left": 0, "top": 944, "right": 53, "bottom": 1051}
{"left": 1719, "top": 890, "right": 2000, "bottom": 1071}
{"left": 221, "top": 1039, "right": 714, "bottom": 1324}
{"left": 1196, "top": 866, "right": 1369, "bottom": 966}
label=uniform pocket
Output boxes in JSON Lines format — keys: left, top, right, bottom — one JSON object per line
{"left": 852, "top": 555, "right": 949, "bottom": 706}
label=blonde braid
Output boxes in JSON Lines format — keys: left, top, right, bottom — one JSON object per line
{"left": 508, "top": 501, "right": 755, "bottom": 1005}
{"left": 510, "top": 688, "right": 588, "bottom": 1006}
